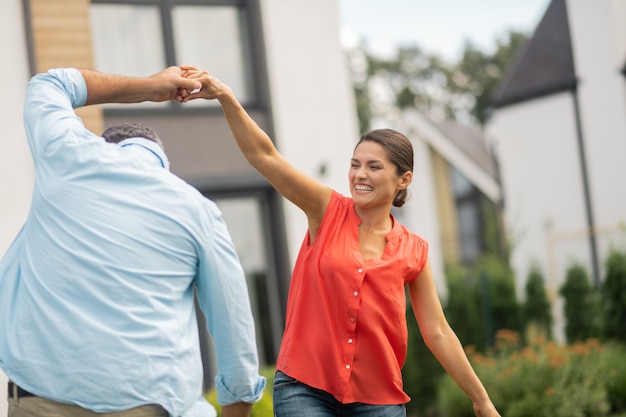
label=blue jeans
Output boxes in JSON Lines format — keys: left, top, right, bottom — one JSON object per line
{"left": 273, "top": 371, "right": 406, "bottom": 417}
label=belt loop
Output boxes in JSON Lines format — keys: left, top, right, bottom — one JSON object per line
{"left": 10, "top": 381, "right": 19, "bottom": 403}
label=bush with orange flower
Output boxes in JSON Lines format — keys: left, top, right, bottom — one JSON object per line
{"left": 436, "top": 326, "right": 626, "bottom": 417}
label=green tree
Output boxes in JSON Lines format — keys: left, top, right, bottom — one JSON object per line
{"left": 344, "top": 30, "right": 529, "bottom": 130}
{"left": 367, "top": 45, "right": 453, "bottom": 125}
{"left": 444, "top": 263, "right": 484, "bottom": 350}
{"left": 523, "top": 265, "right": 552, "bottom": 339}
{"left": 442, "top": 256, "right": 520, "bottom": 352}
{"left": 447, "top": 31, "right": 528, "bottom": 125}
{"left": 601, "top": 249, "right": 626, "bottom": 342}
{"left": 473, "top": 254, "right": 521, "bottom": 347}
{"left": 559, "top": 263, "right": 602, "bottom": 343}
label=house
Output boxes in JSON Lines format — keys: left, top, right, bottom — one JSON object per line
{"left": 486, "top": 0, "right": 626, "bottom": 339}
{"left": 0, "top": 0, "right": 359, "bottom": 410}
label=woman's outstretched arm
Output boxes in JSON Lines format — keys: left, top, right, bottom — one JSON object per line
{"left": 182, "top": 67, "right": 332, "bottom": 234}
{"left": 408, "top": 261, "right": 501, "bottom": 417}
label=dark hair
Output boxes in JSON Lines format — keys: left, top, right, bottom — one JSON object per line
{"left": 102, "top": 123, "right": 164, "bottom": 150}
{"left": 356, "top": 128, "right": 413, "bottom": 207}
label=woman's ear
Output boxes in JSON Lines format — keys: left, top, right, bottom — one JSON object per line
{"left": 399, "top": 171, "right": 412, "bottom": 189}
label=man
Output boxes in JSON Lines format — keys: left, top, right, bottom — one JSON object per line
{"left": 0, "top": 67, "right": 265, "bottom": 417}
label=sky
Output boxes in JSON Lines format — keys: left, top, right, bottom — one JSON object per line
{"left": 338, "top": 0, "right": 551, "bottom": 62}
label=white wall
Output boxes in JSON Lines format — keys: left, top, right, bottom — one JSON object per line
{"left": 487, "top": 93, "right": 592, "bottom": 341}
{"left": 566, "top": 0, "right": 626, "bottom": 262}
{"left": 259, "top": 0, "right": 360, "bottom": 264}
{"left": 0, "top": 0, "right": 33, "bottom": 413}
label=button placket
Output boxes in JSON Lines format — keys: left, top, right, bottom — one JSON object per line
{"left": 341, "top": 265, "right": 364, "bottom": 374}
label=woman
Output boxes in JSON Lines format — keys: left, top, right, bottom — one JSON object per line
{"left": 181, "top": 67, "right": 501, "bottom": 417}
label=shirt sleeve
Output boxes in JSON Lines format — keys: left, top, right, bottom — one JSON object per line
{"left": 23, "top": 68, "right": 88, "bottom": 163}
{"left": 194, "top": 202, "right": 266, "bottom": 405}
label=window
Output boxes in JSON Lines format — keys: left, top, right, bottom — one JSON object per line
{"left": 451, "top": 167, "right": 482, "bottom": 264}
{"left": 90, "top": 0, "right": 256, "bottom": 108}
{"left": 91, "top": 4, "right": 165, "bottom": 78}
{"left": 172, "top": 6, "right": 252, "bottom": 103}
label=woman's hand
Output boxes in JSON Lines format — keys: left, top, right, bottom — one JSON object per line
{"left": 176, "top": 65, "right": 233, "bottom": 103}
{"left": 147, "top": 66, "right": 202, "bottom": 102}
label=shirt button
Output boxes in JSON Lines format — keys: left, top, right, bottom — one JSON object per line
{"left": 358, "top": 268, "right": 363, "bottom": 273}
{"left": 348, "top": 338, "right": 353, "bottom": 343}
{"left": 353, "top": 291, "right": 358, "bottom": 296}
{"left": 345, "top": 364, "right": 351, "bottom": 369}
{"left": 350, "top": 317, "right": 355, "bottom": 322}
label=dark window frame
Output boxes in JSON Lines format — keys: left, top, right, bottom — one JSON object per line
{"left": 451, "top": 166, "right": 485, "bottom": 265}
{"left": 90, "top": 0, "right": 265, "bottom": 115}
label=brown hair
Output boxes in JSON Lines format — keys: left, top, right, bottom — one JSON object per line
{"left": 356, "top": 129, "right": 413, "bottom": 207}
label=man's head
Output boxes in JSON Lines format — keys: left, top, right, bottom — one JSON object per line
{"left": 102, "top": 123, "right": 164, "bottom": 150}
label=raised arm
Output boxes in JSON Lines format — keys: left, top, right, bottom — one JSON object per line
{"left": 181, "top": 67, "right": 332, "bottom": 233}
{"left": 23, "top": 67, "right": 202, "bottom": 164}
{"left": 408, "top": 261, "right": 501, "bottom": 417}
{"left": 78, "top": 67, "right": 201, "bottom": 106}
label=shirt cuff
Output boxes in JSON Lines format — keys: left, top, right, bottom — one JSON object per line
{"left": 214, "top": 374, "right": 266, "bottom": 405}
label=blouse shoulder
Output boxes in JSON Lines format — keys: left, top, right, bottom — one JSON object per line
{"left": 313, "top": 190, "right": 351, "bottom": 239}
{"left": 395, "top": 222, "right": 429, "bottom": 274}
{"left": 325, "top": 190, "right": 352, "bottom": 218}
{"left": 330, "top": 190, "right": 351, "bottom": 206}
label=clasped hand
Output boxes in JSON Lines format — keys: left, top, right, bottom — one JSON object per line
{"left": 173, "top": 65, "right": 229, "bottom": 103}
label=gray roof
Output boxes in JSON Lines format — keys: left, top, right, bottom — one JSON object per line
{"left": 397, "top": 109, "right": 502, "bottom": 202}
{"left": 430, "top": 119, "right": 498, "bottom": 179}
{"left": 492, "top": 0, "right": 576, "bottom": 108}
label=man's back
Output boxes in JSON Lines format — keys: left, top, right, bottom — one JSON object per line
{"left": 0, "top": 68, "right": 263, "bottom": 416}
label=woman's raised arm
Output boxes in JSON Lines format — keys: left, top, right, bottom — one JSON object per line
{"left": 182, "top": 67, "right": 332, "bottom": 231}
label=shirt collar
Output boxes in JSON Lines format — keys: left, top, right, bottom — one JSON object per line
{"left": 118, "top": 137, "right": 170, "bottom": 170}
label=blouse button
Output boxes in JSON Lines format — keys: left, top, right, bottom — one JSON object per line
{"left": 345, "top": 364, "right": 351, "bottom": 369}
{"left": 358, "top": 268, "right": 363, "bottom": 273}
{"left": 349, "top": 317, "right": 355, "bottom": 322}
{"left": 348, "top": 338, "right": 353, "bottom": 343}
{"left": 353, "top": 291, "right": 358, "bottom": 296}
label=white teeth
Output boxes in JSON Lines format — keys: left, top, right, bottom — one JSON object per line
{"left": 355, "top": 185, "right": 373, "bottom": 192}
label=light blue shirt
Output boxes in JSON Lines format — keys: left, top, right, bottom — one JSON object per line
{"left": 0, "top": 68, "right": 265, "bottom": 416}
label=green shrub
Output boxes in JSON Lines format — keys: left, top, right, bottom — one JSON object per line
{"left": 602, "top": 250, "right": 626, "bottom": 342}
{"left": 542, "top": 343, "right": 609, "bottom": 417}
{"left": 523, "top": 265, "right": 552, "bottom": 339}
{"left": 435, "top": 330, "right": 626, "bottom": 417}
{"left": 444, "top": 263, "right": 484, "bottom": 350}
{"left": 600, "top": 343, "right": 626, "bottom": 414}
{"left": 472, "top": 255, "right": 522, "bottom": 346}
{"left": 560, "top": 263, "right": 602, "bottom": 342}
